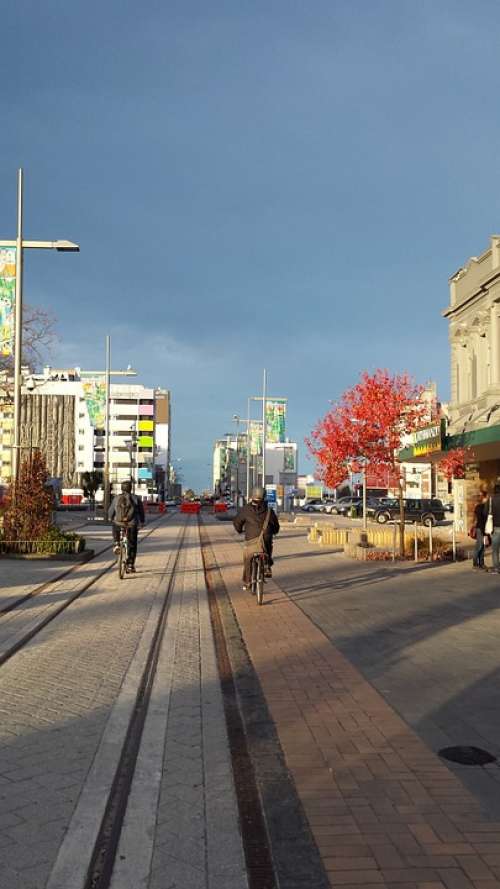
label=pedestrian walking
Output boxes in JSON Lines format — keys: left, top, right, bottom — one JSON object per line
{"left": 472, "top": 490, "right": 488, "bottom": 569}
{"left": 488, "top": 484, "right": 500, "bottom": 573}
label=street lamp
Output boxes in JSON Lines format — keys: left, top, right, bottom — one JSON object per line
{"left": 1, "top": 169, "right": 80, "bottom": 483}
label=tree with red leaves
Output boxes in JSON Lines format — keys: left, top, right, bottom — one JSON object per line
{"left": 308, "top": 370, "right": 427, "bottom": 554}
{"left": 438, "top": 447, "right": 469, "bottom": 481}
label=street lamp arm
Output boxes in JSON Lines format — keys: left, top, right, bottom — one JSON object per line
{"left": 0, "top": 239, "right": 80, "bottom": 251}
{"left": 81, "top": 370, "right": 137, "bottom": 377}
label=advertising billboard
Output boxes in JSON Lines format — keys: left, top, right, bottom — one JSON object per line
{"left": 0, "top": 246, "right": 16, "bottom": 357}
{"left": 265, "top": 399, "right": 286, "bottom": 443}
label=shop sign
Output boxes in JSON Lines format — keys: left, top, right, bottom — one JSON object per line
{"left": 408, "top": 421, "right": 443, "bottom": 457}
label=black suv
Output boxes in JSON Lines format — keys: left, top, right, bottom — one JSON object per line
{"left": 369, "top": 498, "right": 445, "bottom": 526}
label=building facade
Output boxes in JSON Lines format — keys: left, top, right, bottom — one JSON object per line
{"left": 443, "top": 236, "right": 500, "bottom": 527}
{"left": 0, "top": 367, "right": 171, "bottom": 500}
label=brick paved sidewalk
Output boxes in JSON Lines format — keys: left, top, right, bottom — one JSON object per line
{"left": 205, "top": 516, "right": 500, "bottom": 889}
{"left": 0, "top": 518, "right": 182, "bottom": 889}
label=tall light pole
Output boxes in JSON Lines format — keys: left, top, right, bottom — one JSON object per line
{"left": 262, "top": 368, "right": 267, "bottom": 488}
{"left": 81, "top": 340, "right": 137, "bottom": 515}
{"left": 232, "top": 414, "right": 240, "bottom": 507}
{"left": 1, "top": 169, "right": 80, "bottom": 484}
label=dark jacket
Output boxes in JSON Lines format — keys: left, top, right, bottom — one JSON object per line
{"left": 474, "top": 501, "right": 487, "bottom": 532}
{"left": 108, "top": 493, "right": 145, "bottom": 526}
{"left": 233, "top": 501, "right": 280, "bottom": 542}
{"left": 490, "top": 494, "right": 500, "bottom": 528}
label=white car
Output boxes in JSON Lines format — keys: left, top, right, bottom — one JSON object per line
{"left": 302, "top": 499, "right": 334, "bottom": 514}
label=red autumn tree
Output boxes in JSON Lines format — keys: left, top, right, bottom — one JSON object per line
{"left": 307, "top": 370, "right": 427, "bottom": 554}
{"left": 438, "top": 447, "right": 469, "bottom": 481}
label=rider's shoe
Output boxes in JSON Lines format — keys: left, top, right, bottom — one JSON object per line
{"left": 264, "top": 567, "right": 272, "bottom": 578}
{"left": 242, "top": 584, "right": 247, "bottom": 591}
{"left": 113, "top": 545, "right": 120, "bottom": 555}
{"left": 127, "top": 565, "right": 136, "bottom": 573}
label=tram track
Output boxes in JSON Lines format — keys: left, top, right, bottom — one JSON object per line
{"left": 0, "top": 509, "right": 172, "bottom": 619}
{"left": 82, "top": 518, "right": 188, "bottom": 889}
{"left": 26, "top": 514, "right": 282, "bottom": 889}
{"left": 0, "top": 511, "right": 173, "bottom": 669}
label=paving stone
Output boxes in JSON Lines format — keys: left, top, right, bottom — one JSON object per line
{"left": 204, "top": 516, "right": 500, "bottom": 889}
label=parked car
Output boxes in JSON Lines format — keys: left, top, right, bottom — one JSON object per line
{"left": 370, "top": 498, "right": 445, "bottom": 526}
{"left": 328, "top": 496, "right": 355, "bottom": 514}
{"left": 333, "top": 497, "right": 363, "bottom": 516}
{"left": 302, "top": 499, "right": 330, "bottom": 513}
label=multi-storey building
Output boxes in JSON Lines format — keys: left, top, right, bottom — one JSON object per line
{"left": 0, "top": 367, "right": 171, "bottom": 501}
{"left": 442, "top": 235, "right": 500, "bottom": 527}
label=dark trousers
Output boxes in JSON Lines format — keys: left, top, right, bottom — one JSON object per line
{"left": 112, "top": 523, "right": 139, "bottom": 566}
{"left": 242, "top": 537, "right": 273, "bottom": 584}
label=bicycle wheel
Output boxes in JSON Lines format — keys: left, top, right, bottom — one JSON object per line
{"left": 118, "top": 540, "right": 126, "bottom": 579}
{"left": 250, "top": 556, "right": 257, "bottom": 596}
{"left": 256, "top": 557, "right": 264, "bottom": 606}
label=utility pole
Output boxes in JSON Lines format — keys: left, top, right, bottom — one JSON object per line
{"left": 262, "top": 368, "right": 267, "bottom": 488}
{"left": 12, "top": 169, "right": 23, "bottom": 485}
{"left": 103, "top": 336, "right": 111, "bottom": 515}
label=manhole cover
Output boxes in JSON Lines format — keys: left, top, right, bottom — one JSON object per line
{"left": 438, "top": 746, "right": 497, "bottom": 766}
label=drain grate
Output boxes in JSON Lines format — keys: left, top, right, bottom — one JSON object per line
{"left": 439, "top": 746, "right": 497, "bottom": 766}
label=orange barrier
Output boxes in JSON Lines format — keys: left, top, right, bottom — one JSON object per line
{"left": 180, "top": 502, "right": 201, "bottom": 514}
{"left": 213, "top": 503, "right": 228, "bottom": 513}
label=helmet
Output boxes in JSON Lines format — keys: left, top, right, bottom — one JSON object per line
{"left": 121, "top": 481, "right": 132, "bottom": 493}
{"left": 251, "top": 485, "right": 266, "bottom": 502}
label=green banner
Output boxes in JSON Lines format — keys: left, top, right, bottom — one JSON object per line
{"left": 82, "top": 379, "right": 106, "bottom": 428}
{"left": 0, "top": 246, "right": 16, "bottom": 357}
{"left": 249, "top": 421, "right": 262, "bottom": 455}
{"left": 266, "top": 399, "right": 286, "bottom": 443}
{"left": 284, "top": 446, "right": 295, "bottom": 471}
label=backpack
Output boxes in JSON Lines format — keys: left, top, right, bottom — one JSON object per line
{"left": 115, "top": 493, "right": 136, "bottom": 524}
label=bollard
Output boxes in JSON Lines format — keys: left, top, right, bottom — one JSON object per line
{"left": 392, "top": 522, "right": 397, "bottom": 562}
{"left": 428, "top": 521, "right": 433, "bottom": 561}
{"left": 414, "top": 521, "right": 418, "bottom": 562}
{"left": 452, "top": 522, "right": 456, "bottom": 562}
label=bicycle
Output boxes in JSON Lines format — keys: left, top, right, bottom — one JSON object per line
{"left": 117, "top": 523, "right": 131, "bottom": 579}
{"left": 250, "top": 551, "right": 267, "bottom": 606}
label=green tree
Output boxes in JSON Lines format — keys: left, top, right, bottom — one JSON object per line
{"left": 81, "top": 470, "right": 102, "bottom": 502}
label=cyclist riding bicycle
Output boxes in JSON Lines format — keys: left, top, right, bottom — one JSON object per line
{"left": 233, "top": 486, "right": 279, "bottom": 591}
{"left": 108, "top": 480, "right": 145, "bottom": 573}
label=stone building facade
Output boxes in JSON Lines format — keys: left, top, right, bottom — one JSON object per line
{"left": 443, "top": 235, "right": 500, "bottom": 528}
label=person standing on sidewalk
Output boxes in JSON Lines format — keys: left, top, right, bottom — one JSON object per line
{"left": 489, "top": 484, "right": 500, "bottom": 573}
{"left": 472, "top": 490, "right": 488, "bottom": 569}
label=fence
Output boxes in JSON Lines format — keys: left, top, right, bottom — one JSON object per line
{"left": 0, "top": 538, "right": 85, "bottom": 555}
{"left": 309, "top": 521, "right": 463, "bottom": 563}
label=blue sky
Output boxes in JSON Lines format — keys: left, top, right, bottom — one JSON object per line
{"left": 1, "top": 1, "right": 500, "bottom": 490}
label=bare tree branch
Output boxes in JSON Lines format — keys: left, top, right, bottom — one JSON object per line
{"left": 0, "top": 305, "right": 58, "bottom": 378}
